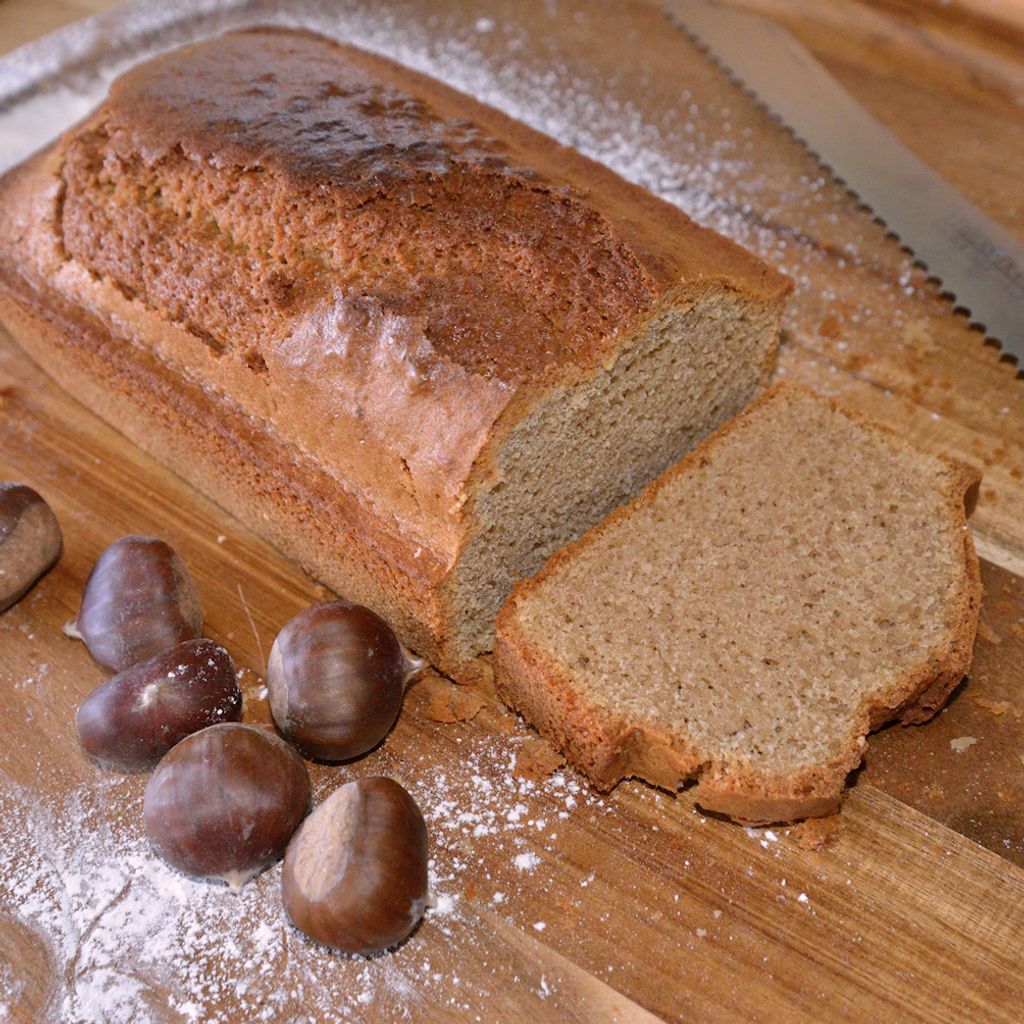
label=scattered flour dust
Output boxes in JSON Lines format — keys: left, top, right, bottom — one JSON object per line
{"left": 1, "top": 776, "right": 384, "bottom": 1024}
{"left": 0, "top": 0, "right": 935, "bottom": 1016}
{"left": 0, "top": 727, "right": 601, "bottom": 1023}
{"left": 513, "top": 853, "right": 541, "bottom": 872}
{"left": 0, "top": 0, "right": 949, "bottom": 415}
{"left": 949, "top": 736, "right": 978, "bottom": 754}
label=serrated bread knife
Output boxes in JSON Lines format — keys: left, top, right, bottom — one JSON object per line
{"left": 663, "top": 0, "right": 1024, "bottom": 368}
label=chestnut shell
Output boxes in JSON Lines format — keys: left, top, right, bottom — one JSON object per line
{"left": 0, "top": 483, "right": 62, "bottom": 612}
{"left": 282, "top": 776, "right": 429, "bottom": 954}
{"left": 76, "top": 638, "right": 242, "bottom": 772}
{"left": 72, "top": 535, "right": 203, "bottom": 672}
{"left": 144, "top": 723, "right": 310, "bottom": 887}
{"left": 268, "top": 600, "right": 409, "bottom": 762}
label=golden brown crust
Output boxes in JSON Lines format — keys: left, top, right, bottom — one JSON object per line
{"left": 63, "top": 27, "right": 789, "bottom": 387}
{"left": 0, "top": 272, "right": 448, "bottom": 662}
{"left": 690, "top": 786, "right": 843, "bottom": 826}
{"left": 495, "top": 382, "right": 983, "bottom": 825}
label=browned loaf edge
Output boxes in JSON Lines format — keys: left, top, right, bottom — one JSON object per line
{"left": 494, "top": 383, "right": 982, "bottom": 824}
{"left": 0, "top": 270, "right": 458, "bottom": 655}
{"left": 0, "top": 28, "right": 789, "bottom": 684}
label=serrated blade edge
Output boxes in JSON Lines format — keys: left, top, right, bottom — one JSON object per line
{"left": 664, "top": 0, "right": 1024, "bottom": 370}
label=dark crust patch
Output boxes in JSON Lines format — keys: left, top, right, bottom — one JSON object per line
{"left": 71, "top": 28, "right": 661, "bottom": 384}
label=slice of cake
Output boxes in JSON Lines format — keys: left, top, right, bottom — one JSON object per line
{"left": 495, "top": 383, "right": 981, "bottom": 824}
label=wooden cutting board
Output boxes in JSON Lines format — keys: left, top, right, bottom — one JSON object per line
{"left": 1, "top": 1, "right": 1022, "bottom": 1022}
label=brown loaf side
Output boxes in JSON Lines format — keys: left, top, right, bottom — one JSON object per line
{"left": 0, "top": 28, "right": 789, "bottom": 679}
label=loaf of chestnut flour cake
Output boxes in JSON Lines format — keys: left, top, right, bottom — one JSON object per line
{"left": 496, "top": 384, "right": 981, "bottom": 823}
{"left": 0, "top": 28, "right": 789, "bottom": 680}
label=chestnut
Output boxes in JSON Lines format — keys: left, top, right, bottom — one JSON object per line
{"left": 76, "top": 638, "right": 242, "bottom": 772}
{"left": 144, "top": 723, "right": 310, "bottom": 887}
{"left": 68, "top": 535, "right": 203, "bottom": 672}
{"left": 267, "top": 600, "right": 423, "bottom": 762}
{"left": 282, "top": 777, "right": 429, "bottom": 954}
{"left": 0, "top": 483, "right": 62, "bottom": 612}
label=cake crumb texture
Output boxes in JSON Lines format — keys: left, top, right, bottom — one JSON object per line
{"left": 496, "top": 383, "right": 981, "bottom": 823}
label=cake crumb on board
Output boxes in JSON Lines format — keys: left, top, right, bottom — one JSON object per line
{"left": 792, "top": 816, "right": 842, "bottom": 851}
{"left": 419, "top": 673, "right": 489, "bottom": 724}
{"left": 513, "top": 738, "right": 566, "bottom": 782}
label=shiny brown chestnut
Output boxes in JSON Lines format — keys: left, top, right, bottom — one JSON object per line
{"left": 267, "top": 600, "right": 423, "bottom": 762}
{"left": 67, "top": 535, "right": 203, "bottom": 672}
{"left": 0, "top": 483, "right": 62, "bottom": 612}
{"left": 144, "top": 723, "right": 310, "bottom": 887}
{"left": 76, "top": 638, "right": 242, "bottom": 772}
{"left": 282, "top": 776, "right": 429, "bottom": 954}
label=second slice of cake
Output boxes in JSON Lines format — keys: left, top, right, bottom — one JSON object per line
{"left": 495, "top": 384, "right": 981, "bottom": 823}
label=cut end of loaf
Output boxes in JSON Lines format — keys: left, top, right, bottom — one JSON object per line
{"left": 495, "top": 383, "right": 982, "bottom": 825}
{"left": 442, "top": 286, "right": 782, "bottom": 671}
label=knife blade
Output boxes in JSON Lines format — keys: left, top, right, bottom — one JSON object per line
{"left": 663, "top": 0, "right": 1024, "bottom": 370}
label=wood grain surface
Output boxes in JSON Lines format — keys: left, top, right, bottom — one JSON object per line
{"left": 1, "top": 1, "right": 1022, "bottom": 1022}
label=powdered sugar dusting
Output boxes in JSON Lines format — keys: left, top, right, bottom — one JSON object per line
{"left": 0, "top": 0, "right": 969, "bottom": 424}
{"left": 514, "top": 852, "right": 541, "bottom": 872}
{"left": 1, "top": 778, "right": 355, "bottom": 1022}
{"left": 0, "top": 709, "right": 604, "bottom": 1022}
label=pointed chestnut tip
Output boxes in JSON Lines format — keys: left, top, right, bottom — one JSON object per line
{"left": 402, "top": 650, "right": 427, "bottom": 685}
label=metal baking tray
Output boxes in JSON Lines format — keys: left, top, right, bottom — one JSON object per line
{"left": 0, "top": 0, "right": 644, "bottom": 179}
